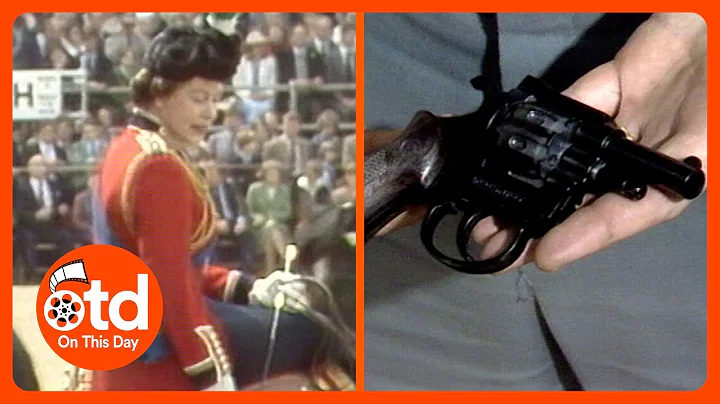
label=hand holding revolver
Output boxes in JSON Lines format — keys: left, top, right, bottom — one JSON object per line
{"left": 365, "top": 13, "right": 706, "bottom": 274}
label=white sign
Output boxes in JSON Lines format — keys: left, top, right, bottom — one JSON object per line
{"left": 12, "top": 70, "right": 63, "bottom": 121}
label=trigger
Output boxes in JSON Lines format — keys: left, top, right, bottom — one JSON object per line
{"left": 456, "top": 211, "right": 489, "bottom": 261}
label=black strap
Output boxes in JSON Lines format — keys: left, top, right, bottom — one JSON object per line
{"left": 540, "top": 13, "right": 651, "bottom": 90}
{"left": 477, "top": 13, "right": 652, "bottom": 92}
{"left": 477, "top": 13, "right": 502, "bottom": 93}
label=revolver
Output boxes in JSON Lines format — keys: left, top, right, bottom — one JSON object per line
{"left": 364, "top": 75, "right": 706, "bottom": 274}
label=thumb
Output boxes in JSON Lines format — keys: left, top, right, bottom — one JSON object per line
{"left": 561, "top": 61, "right": 622, "bottom": 117}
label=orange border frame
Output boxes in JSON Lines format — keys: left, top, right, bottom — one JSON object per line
{"left": 7, "top": 4, "right": 716, "bottom": 402}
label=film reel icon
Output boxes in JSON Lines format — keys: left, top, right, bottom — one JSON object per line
{"left": 44, "top": 291, "right": 85, "bottom": 332}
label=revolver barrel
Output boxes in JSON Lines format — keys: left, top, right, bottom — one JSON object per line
{"left": 582, "top": 126, "right": 706, "bottom": 200}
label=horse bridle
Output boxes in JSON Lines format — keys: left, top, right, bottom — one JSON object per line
{"left": 260, "top": 244, "right": 298, "bottom": 385}
{"left": 258, "top": 243, "right": 356, "bottom": 390}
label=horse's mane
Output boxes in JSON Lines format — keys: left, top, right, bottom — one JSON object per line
{"left": 296, "top": 205, "right": 354, "bottom": 250}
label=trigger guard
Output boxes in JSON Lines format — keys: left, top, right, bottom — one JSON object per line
{"left": 421, "top": 204, "right": 531, "bottom": 275}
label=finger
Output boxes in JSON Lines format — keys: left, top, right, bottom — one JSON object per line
{"left": 466, "top": 220, "right": 539, "bottom": 275}
{"left": 476, "top": 231, "right": 538, "bottom": 275}
{"left": 533, "top": 188, "right": 690, "bottom": 272}
{"left": 661, "top": 78, "right": 708, "bottom": 174}
{"left": 477, "top": 228, "right": 517, "bottom": 260}
{"left": 561, "top": 62, "right": 622, "bottom": 117}
{"left": 470, "top": 216, "right": 503, "bottom": 245}
{"left": 374, "top": 205, "right": 427, "bottom": 237}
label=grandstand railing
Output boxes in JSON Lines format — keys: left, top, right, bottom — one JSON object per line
{"left": 12, "top": 54, "right": 356, "bottom": 133}
{"left": 12, "top": 161, "right": 355, "bottom": 176}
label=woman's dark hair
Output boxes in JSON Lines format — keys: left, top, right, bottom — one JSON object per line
{"left": 64, "top": 21, "right": 83, "bottom": 40}
{"left": 130, "top": 26, "right": 241, "bottom": 105}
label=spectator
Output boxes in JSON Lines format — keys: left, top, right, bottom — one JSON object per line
{"left": 329, "top": 24, "right": 355, "bottom": 83}
{"left": 114, "top": 48, "right": 142, "bottom": 85}
{"left": 48, "top": 46, "right": 75, "bottom": 69}
{"left": 68, "top": 121, "right": 107, "bottom": 190}
{"left": 36, "top": 15, "right": 65, "bottom": 67}
{"left": 249, "top": 121, "right": 270, "bottom": 146}
{"left": 27, "top": 121, "right": 67, "bottom": 165}
{"left": 12, "top": 14, "right": 44, "bottom": 69}
{"left": 310, "top": 108, "right": 342, "bottom": 156}
{"left": 206, "top": 111, "right": 246, "bottom": 163}
{"left": 341, "top": 132, "right": 356, "bottom": 167}
{"left": 55, "top": 117, "right": 77, "bottom": 155}
{"left": 103, "top": 12, "right": 146, "bottom": 63}
{"left": 82, "top": 33, "right": 117, "bottom": 87}
{"left": 331, "top": 163, "right": 355, "bottom": 208}
{"left": 82, "top": 13, "right": 110, "bottom": 37}
{"left": 229, "top": 128, "right": 262, "bottom": 194}
{"left": 333, "top": 13, "right": 355, "bottom": 45}
{"left": 280, "top": 23, "right": 324, "bottom": 83}
{"left": 71, "top": 173, "right": 98, "bottom": 246}
{"left": 297, "top": 159, "right": 332, "bottom": 208}
{"left": 13, "top": 123, "right": 32, "bottom": 167}
{"left": 309, "top": 14, "right": 338, "bottom": 78}
{"left": 59, "top": 23, "right": 85, "bottom": 62}
{"left": 260, "top": 110, "right": 282, "bottom": 140}
{"left": 96, "top": 106, "right": 117, "bottom": 138}
{"left": 329, "top": 24, "right": 356, "bottom": 119}
{"left": 293, "top": 155, "right": 342, "bottom": 238}
{"left": 309, "top": 15, "right": 344, "bottom": 114}
{"left": 68, "top": 121, "right": 106, "bottom": 165}
{"left": 264, "top": 12, "right": 287, "bottom": 30}
{"left": 301, "top": 13, "right": 319, "bottom": 27}
{"left": 232, "top": 30, "right": 278, "bottom": 124}
{"left": 277, "top": 23, "right": 324, "bottom": 118}
{"left": 246, "top": 159, "right": 294, "bottom": 276}
{"left": 135, "top": 13, "right": 165, "bottom": 46}
{"left": 202, "top": 160, "right": 256, "bottom": 270}
{"left": 318, "top": 139, "right": 340, "bottom": 188}
{"left": 263, "top": 12, "right": 288, "bottom": 50}
{"left": 51, "top": 13, "right": 78, "bottom": 30}
{"left": 262, "top": 111, "right": 311, "bottom": 177}
{"left": 13, "top": 154, "right": 73, "bottom": 269}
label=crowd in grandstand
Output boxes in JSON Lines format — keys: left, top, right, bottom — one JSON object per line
{"left": 12, "top": 12, "right": 356, "bottom": 280}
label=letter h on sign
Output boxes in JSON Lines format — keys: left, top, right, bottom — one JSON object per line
{"left": 14, "top": 82, "right": 33, "bottom": 108}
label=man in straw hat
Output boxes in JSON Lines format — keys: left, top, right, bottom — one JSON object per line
{"left": 232, "top": 30, "right": 277, "bottom": 124}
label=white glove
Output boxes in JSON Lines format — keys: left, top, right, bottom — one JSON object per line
{"left": 248, "top": 270, "right": 311, "bottom": 313}
{"left": 233, "top": 216, "right": 247, "bottom": 235}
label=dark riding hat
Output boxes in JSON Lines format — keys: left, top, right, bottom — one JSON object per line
{"left": 142, "top": 26, "right": 242, "bottom": 83}
{"left": 131, "top": 26, "right": 241, "bottom": 105}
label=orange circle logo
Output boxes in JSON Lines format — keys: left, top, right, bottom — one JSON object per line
{"left": 35, "top": 245, "right": 163, "bottom": 371}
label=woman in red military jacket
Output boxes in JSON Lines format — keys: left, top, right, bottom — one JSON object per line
{"left": 84, "top": 26, "right": 331, "bottom": 391}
